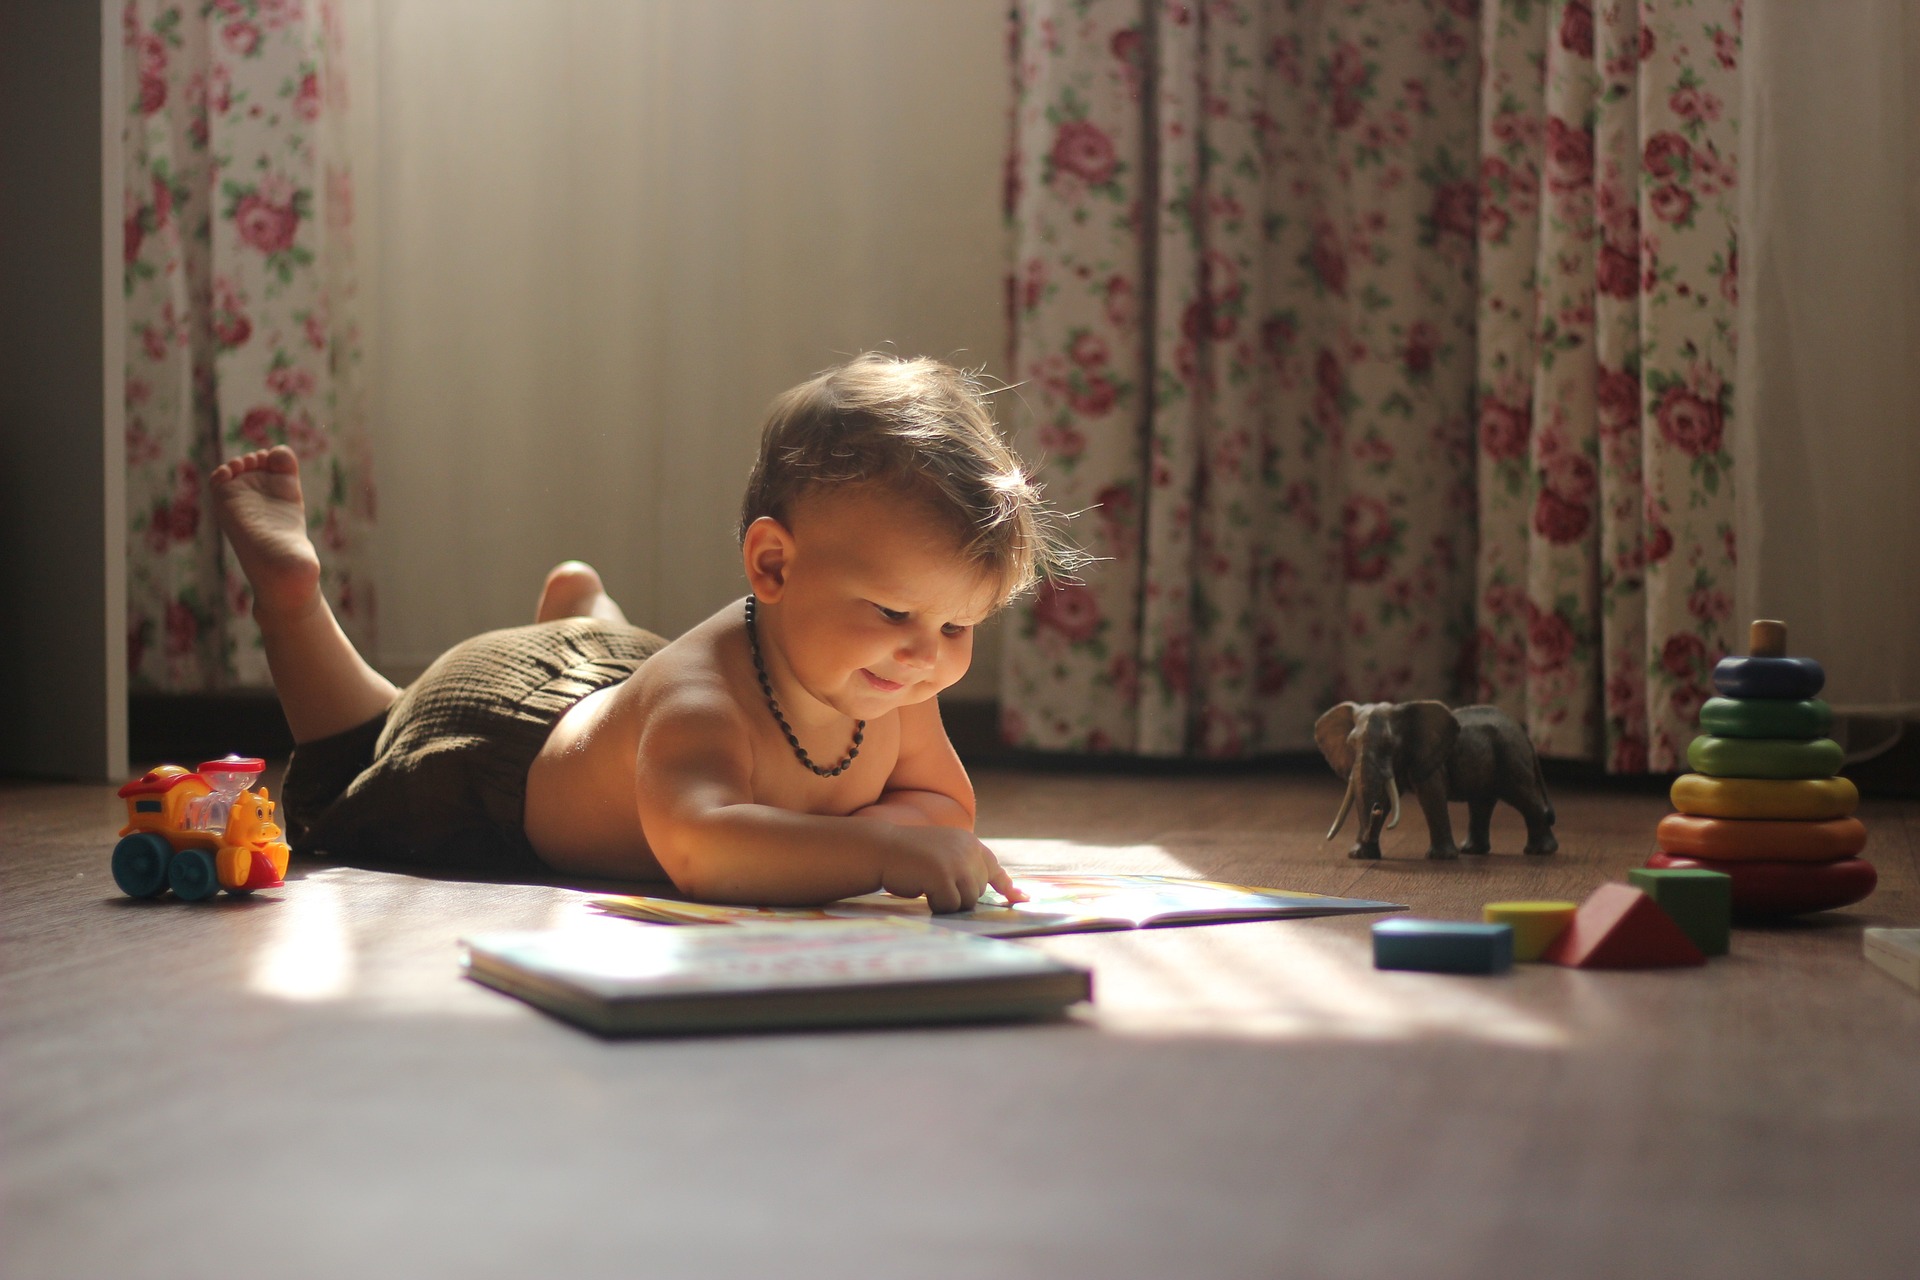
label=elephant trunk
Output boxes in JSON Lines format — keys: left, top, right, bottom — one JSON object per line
{"left": 1325, "top": 772, "right": 1358, "bottom": 841}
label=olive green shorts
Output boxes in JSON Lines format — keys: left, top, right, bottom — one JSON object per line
{"left": 280, "top": 617, "right": 667, "bottom": 877}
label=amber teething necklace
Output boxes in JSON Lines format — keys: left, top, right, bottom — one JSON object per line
{"left": 744, "top": 594, "right": 864, "bottom": 777}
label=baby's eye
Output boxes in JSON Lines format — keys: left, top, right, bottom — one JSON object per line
{"left": 875, "top": 605, "right": 908, "bottom": 623}
{"left": 942, "top": 623, "right": 969, "bottom": 638}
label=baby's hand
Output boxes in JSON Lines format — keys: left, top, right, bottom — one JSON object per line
{"left": 879, "top": 826, "right": 1017, "bottom": 913}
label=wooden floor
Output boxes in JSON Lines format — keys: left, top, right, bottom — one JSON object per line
{"left": 4, "top": 767, "right": 1916, "bottom": 1280}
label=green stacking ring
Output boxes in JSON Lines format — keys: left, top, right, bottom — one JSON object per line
{"left": 1698, "top": 696, "right": 1832, "bottom": 740}
{"left": 1686, "top": 734, "right": 1844, "bottom": 780}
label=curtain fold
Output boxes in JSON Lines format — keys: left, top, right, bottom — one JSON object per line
{"left": 1003, "top": 0, "right": 1742, "bottom": 770}
{"left": 123, "top": 0, "right": 373, "bottom": 691}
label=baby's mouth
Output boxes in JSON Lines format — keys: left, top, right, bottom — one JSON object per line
{"left": 859, "top": 668, "right": 904, "bottom": 693}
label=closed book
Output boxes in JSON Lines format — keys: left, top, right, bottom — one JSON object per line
{"left": 462, "top": 918, "right": 1092, "bottom": 1036}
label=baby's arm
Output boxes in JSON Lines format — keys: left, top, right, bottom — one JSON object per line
{"left": 847, "top": 698, "right": 975, "bottom": 830}
{"left": 634, "top": 688, "right": 1012, "bottom": 911}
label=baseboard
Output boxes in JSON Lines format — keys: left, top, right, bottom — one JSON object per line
{"left": 129, "top": 690, "right": 292, "bottom": 768}
{"left": 126, "top": 691, "right": 1920, "bottom": 799}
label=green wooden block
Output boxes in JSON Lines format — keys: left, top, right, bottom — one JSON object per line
{"left": 1628, "top": 868, "right": 1732, "bottom": 956}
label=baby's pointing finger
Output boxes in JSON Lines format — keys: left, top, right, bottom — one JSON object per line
{"left": 982, "top": 848, "right": 1026, "bottom": 904}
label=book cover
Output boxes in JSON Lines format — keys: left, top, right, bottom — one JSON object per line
{"left": 462, "top": 918, "right": 1093, "bottom": 1036}
{"left": 594, "top": 872, "right": 1403, "bottom": 938}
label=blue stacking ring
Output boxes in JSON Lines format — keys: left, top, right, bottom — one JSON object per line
{"left": 1712, "top": 655, "right": 1825, "bottom": 700}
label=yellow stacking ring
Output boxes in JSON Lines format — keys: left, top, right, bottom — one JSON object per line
{"left": 1655, "top": 813, "right": 1868, "bottom": 862}
{"left": 1686, "top": 735, "right": 1843, "bottom": 779}
{"left": 1670, "top": 773, "right": 1859, "bottom": 820}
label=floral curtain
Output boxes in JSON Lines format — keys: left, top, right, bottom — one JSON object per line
{"left": 1002, "top": 0, "right": 1739, "bottom": 771}
{"left": 122, "top": 0, "right": 374, "bottom": 690}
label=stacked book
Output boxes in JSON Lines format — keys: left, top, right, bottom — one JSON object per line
{"left": 1649, "top": 620, "right": 1875, "bottom": 918}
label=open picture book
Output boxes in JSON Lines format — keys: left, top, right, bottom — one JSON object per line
{"left": 594, "top": 872, "right": 1403, "bottom": 938}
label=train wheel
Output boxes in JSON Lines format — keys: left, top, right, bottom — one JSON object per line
{"left": 111, "top": 833, "right": 174, "bottom": 898}
{"left": 168, "top": 848, "right": 220, "bottom": 901}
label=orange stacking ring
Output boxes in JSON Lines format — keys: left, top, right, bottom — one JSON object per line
{"left": 1655, "top": 814, "right": 1868, "bottom": 863}
{"left": 1670, "top": 774, "right": 1859, "bottom": 820}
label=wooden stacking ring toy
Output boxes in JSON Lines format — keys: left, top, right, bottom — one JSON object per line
{"left": 1712, "top": 655, "right": 1825, "bottom": 700}
{"left": 1646, "top": 851, "right": 1876, "bottom": 919}
{"left": 1655, "top": 813, "right": 1868, "bottom": 862}
{"left": 1686, "top": 735, "right": 1844, "bottom": 779}
{"left": 1698, "top": 696, "right": 1832, "bottom": 740}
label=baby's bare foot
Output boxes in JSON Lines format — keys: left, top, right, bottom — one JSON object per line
{"left": 210, "top": 446, "right": 322, "bottom": 621}
{"left": 536, "top": 561, "right": 629, "bottom": 625}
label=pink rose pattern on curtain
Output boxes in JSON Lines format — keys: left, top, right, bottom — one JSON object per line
{"left": 123, "top": 0, "right": 374, "bottom": 690}
{"left": 1002, "top": 0, "right": 1739, "bottom": 770}
{"left": 1474, "top": 0, "right": 1739, "bottom": 770}
{"left": 1003, "top": 0, "right": 1482, "bottom": 756}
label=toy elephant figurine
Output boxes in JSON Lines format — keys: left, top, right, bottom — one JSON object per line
{"left": 1313, "top": 701, "right": 1557, "bottom": 860}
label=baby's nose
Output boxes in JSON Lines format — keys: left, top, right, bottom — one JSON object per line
{"left": 896, "top": 631, "right": 938, "bottom": 668}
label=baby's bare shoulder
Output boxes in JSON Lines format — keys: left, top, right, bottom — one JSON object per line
{"left": 627, "top": 614, "right": 755, "bottom": 737}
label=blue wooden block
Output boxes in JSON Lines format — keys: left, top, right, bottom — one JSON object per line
{"left": 1372, "top": 919, "right": 1515, "bottom": 974}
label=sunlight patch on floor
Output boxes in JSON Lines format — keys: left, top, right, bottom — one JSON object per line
{"left": 1041, "top": 925, "right": 1571, "bottom": 1048}
{"left": 246, "top": 870, "right": 356, "bottom": 1001}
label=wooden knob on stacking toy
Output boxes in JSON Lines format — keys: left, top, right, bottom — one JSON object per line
{"left": 1750, "top": 619, "right": 1788, "bottom": 657}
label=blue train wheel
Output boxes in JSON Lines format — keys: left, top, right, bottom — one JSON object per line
{"left": 111, "top": 833, "right": 174, "bottom": 898}
{"left": 167, "top": 848, "right": 221, "bottom": 902}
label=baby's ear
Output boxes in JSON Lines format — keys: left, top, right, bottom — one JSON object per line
{"left": 741, "top": 515, "right": 793, "bottom": 600}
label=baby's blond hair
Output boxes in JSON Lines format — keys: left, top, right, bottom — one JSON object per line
{"left": 738, "top": 354, "right": 1081, "bottom": 607}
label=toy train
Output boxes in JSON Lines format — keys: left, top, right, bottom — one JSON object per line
{"left": 111, "top": 755, "right": 292, "bottom": 901}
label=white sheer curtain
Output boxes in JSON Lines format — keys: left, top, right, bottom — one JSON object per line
{"left": 340, "top": 0, "right": 1010, "bottom": 685}
{"left": 1734, "top": 0, "right": 1920, "bottom": 742}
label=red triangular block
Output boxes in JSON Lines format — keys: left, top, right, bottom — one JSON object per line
{"left": 1541, "top": 884, "right": 1706, "bottom": 968}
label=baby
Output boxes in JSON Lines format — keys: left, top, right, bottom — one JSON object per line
{"left": 210, "top": 354, "right": 1076, "bottom": 911}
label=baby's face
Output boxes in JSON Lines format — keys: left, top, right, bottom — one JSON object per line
{"left": 765, "top": 486, "right": 998, "bottom": 719}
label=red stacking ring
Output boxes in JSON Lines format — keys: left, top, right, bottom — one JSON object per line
{"left": 1645, "top": 851, "right": 1876, "bottom": 919}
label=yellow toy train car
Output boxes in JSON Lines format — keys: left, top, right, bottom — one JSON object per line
{"left": 111, "top": 755, "right": 292, "bottom": 901}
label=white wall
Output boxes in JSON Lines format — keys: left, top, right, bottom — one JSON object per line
{"left": 350, "top": 0, "right": 1012, "bottom": 693}
{"left": 1735, "top": 0, "right": 1920, "bottom": 716}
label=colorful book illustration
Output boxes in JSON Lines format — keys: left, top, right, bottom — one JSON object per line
{"left": 462, "top": 918, "right": 1093, "bottom": 1036}
{"left": 594, "top": 872, "right": 1404, "bottom": 938}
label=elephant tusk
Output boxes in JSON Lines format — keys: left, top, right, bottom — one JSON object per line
{"left": 1387, "top": 776, "right": 1402, "bottom": 829}
{"left": 1326, "top": 773, "right": 1357, "bottom": 840}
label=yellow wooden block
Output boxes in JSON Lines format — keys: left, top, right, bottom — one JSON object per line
{"left": 1670, "top": 773, "right": 1858, "bottom": 820}
{"left": 1482, "top": 901, "right": 1578, "bottom": 962}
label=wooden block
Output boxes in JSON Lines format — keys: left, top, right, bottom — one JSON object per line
{"left": 1655, "top": 813, "right": 1868, "bottom": 862}
{"left": 1372, "top": 920, "right": 1513, "bottom": 975}
{"left": 1627, "top": 868, "right": 1732, "bottom": 956}
{"left": 1669, "top": 773, "right": 1859, "bottom": 821}
{"left": 1686, "top": 734, "right": 1844, "bottom": 780}
{"left": 1481, "top": 901, "right": 1577, "bottom": 962}
{"left": 1646, "top": 851, "right": 1878, "bottom": 920}
{"left": 1712, "top": 654, "right": 1825, "bottom": 700}
{"left": 1540, "top": 885, "right": 1706, "bottom": 969}
{"left": 1699, "top": 695, "right": 1832, "bottom": 740}
{"left": 1863, "top": 928, "right": 1920, "bottom": 993}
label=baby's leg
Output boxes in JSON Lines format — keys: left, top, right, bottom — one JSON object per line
{"left": 210, "top": 446, "right": 399, "bottom": 743}
{"left": 534, "top": 561, "right": 630, "bottom": 625}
